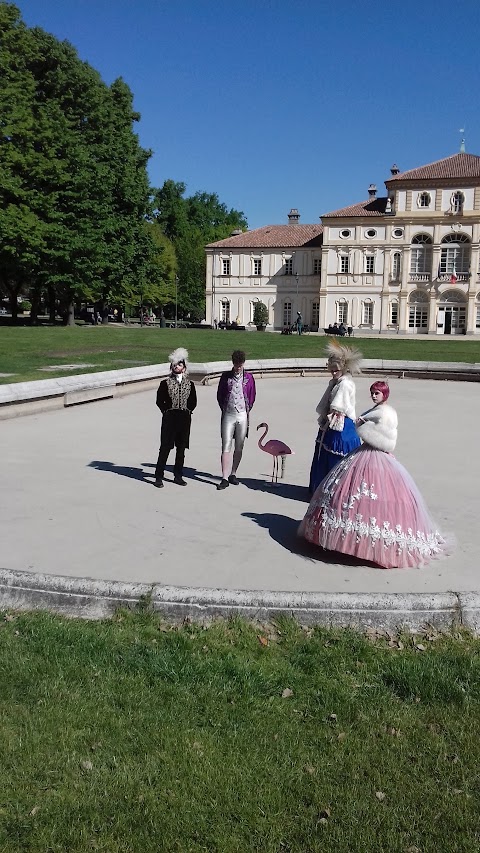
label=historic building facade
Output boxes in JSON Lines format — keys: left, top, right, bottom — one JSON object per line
{"left": 205, "top": 210, "right": 323, "bottom": 329}
{"left": 206, "top": 153, "right": 480, "bottom": 334}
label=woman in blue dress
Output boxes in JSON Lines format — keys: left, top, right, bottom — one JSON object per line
{"left": 309, "top": 341, "right": 362, "bottom": 495}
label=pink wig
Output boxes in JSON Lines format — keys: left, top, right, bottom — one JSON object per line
{"left": 370, "top": 380, "right": 390, "bottom": 400}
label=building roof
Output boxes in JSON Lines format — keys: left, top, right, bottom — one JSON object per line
{"left": 206, "top": 224, "right": 323, "bottom": 249}
{"left": 321, "top": 197, "right": 389, "bottom": 218}
{"left": 385, "top": 152, "right": 480, "bottom": 184}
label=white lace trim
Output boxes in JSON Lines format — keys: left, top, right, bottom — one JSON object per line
{"left": 343, "top": 481, "right": 378, "bottom": 509}
{"left": 307, "top": 510, "right": 444, "bottom": 558}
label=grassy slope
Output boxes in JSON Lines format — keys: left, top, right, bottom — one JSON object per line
{"left": 0, "top": 327, "right": 479, "bottom": 383}
{"left": 0, "top": 613, "right": 478, "bottom": 853}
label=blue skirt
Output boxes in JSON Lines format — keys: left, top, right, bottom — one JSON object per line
{"left": 308, "top": 416, "right": 360, "bottom": 495}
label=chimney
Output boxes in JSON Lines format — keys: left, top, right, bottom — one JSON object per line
{"left": 368, "top": 184, "right": 377, "bottom": 199}
{"left": 288, "top": 208, "right": 300, "bottom": 224}
{"left": 230, "top": 229, "right": 242, "bottom": 236}
{"left": 390, "top": 163, "right": 400, "bottom": 175}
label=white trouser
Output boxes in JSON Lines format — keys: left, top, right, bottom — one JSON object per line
{"left": 221, "top": 410, "right": 248, "bottom": 453}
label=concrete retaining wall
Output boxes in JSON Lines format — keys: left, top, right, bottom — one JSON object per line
{"left": 1, "top": 358, "right": 479, "bottom": 419}
{"left": 1, "top": 568, "right": 478, "bottom": 633}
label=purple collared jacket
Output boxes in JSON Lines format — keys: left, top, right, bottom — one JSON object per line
{"left": 217, "top": 369, "right": 256, "bottom": 414}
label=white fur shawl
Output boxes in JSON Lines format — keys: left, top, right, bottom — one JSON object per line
{"left": 316, "top": 374, "right": 356, "bottom": 425}
{"left": 357, "top": 403, "right": 398, "bottom": 452}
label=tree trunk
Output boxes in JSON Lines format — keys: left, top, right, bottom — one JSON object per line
{"left": 30, "top": 287, "right": 41, "bottom": 325}
{"left": 66, "top": 300, "right": 75, "bottom": 326}
{"left": 7, "top": 285, "right": 19, "bottom": 323}
{"left": 48, "top": 286, "right": 56, "bottom": 324}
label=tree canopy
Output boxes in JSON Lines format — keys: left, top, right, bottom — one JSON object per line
{"left": 0, "top": 4, "right": 247, "bottom": 324}
{"left": 0, "top": 3, "right": 170, "bottom": 322}
{"left": 153, "top": 180, "right": 247, "bottom": 319}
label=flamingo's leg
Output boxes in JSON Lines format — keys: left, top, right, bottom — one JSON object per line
{"left": 271, "top": 456, "right": 275, "bottom": 483}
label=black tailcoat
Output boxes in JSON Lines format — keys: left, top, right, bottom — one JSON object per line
{"left": 156, "top": 376, "right": 197, "bottom": 451}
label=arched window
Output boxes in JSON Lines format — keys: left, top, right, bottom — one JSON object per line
{"left": 410, "top": 234, "right": 432, "bottom": 275}
{"left": 439, "top": 289, "right": 466, "bottom": 304}
{"left": 221, "top": 299, "right": 230, "bottom": 324}
{"left": 418, "top": 192, "right": 431, "bottom": 208}
{"left": 283, "top": 301, "right": 292, "bottom": 326}
{"left": 392, "top": 252, "right": 401, "bottom": 280}
{"left": 408, "top": 290, "right": 428, "bottom": 329}
{"left": 439, "top": 289, "right": 467, "bottom": 333}
{"left": 451, "top": 191, "right": 464, "bottom": 214}
{"left": 440, "top": 233, "right": 470, "bottom": 275}
{"left": 409, "top": 290, "right": 429, "bottom": 303}
{"left": 337, "top": 298, "right": 348, "bottom": 324}
{"left": 362, "top": 299, "right": 373, "bottom": 325}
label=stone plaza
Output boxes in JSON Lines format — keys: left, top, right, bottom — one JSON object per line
{"left": 0, "top": 371, "right": 478, "bottom": 630}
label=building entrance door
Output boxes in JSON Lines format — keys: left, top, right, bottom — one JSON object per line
{"left": 436, "top": 292, "right": 466, "bottom": 335}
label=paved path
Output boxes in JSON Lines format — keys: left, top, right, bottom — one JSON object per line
{"left": 0, "top": 375, "right": 477, "bottom": 596}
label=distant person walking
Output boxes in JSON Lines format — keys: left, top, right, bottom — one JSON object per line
{"left": 153, "top": 348, "right": 197, "bottom": 488}
{"left": 296, "top": 311, "right": 303, "bottom": 335}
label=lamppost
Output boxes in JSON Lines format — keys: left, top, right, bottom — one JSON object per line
{"left": 295, "top": 274, "right": 299, "bottom": 327}
{"left": 212, "top": 254, "right": 216, "bottom": 328}
{"left": 175, "top": 275, "right": 178, "bottom": 328}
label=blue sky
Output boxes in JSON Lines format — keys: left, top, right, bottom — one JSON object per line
{"left": 17, "top": 0, "right": 480, "bottom": 229}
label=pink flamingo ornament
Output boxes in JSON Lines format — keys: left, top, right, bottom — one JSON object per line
{"left": 257, "top": 422, "right": 294, "bottom": 483}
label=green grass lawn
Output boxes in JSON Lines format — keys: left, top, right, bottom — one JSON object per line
{"left": 0, "top": 612, "right": 479, "bottom": 852}
{"left": 0, "top": 326, "right": 479, "bottom": 383}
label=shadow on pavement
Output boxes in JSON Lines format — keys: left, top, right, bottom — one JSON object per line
{"left": 88, "top": 460, "right": 147, "bottom": 482}
{"left": 242, "top": 511, "right": 309, "bottom": 556}
{"left": 242, "top": 510, "right": 376, "bottom": 568}
{"left": 142, "top": 462, "right": 218, "bottom": 486}
{"left": 91, "top": 460, "right": 219, "bottom": 486}
{"left": 240, "top": 477, "right": 310, "bottom": 502}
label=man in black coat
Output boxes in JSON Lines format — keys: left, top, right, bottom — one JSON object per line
{"left": 154, "top": 348, "right": 197, "bottom": 488}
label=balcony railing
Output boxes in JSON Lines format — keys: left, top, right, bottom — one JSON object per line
{"left": 437, "top": 274, "right": 469, "bottom": 283}
{"left": 409, "top": 274, "right": 431, "bottom": 283}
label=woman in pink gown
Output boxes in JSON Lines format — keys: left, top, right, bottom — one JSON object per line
{"left": 299, "top": 381, "right": 447, "bottom": 569}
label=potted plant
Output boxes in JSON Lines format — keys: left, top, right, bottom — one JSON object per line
{"left": 253, "top": 301, "right": 269, "bottom": 331}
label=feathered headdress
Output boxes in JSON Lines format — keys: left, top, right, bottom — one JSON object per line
{"left": 169, "top": 347, "right": 189, "bottom": 368}
{"left": 325, "top": 339, "right": 362, "bottom": 375}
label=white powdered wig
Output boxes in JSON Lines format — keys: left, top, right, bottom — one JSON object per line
{"left": 325, "top": 339, "right": 362, "bottom": 375}
{"left": 169, "top": 347, "right": 189, "bottom": 367}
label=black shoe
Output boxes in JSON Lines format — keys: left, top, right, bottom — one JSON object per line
{"left": 153, "top": 479, "right": 164, "bottom": 488}
{"left": 228, "top": 474, "right": 239, "bottom": 485}
{"left": 216, "top": 479, "right": 229, "bottom": 491}
{"left": 174, "top": 477, "right": 187, "bottom": 486}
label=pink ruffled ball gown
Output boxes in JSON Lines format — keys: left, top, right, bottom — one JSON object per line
{"left": 299, "top": 402, "right": 447, "bottom": 569}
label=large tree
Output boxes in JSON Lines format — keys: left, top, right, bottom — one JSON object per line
{"left": 153, "top": 180, "right": 247, "bottom": 319}
{"left": 0, "top": 4, "right": 155, "bottom": 324}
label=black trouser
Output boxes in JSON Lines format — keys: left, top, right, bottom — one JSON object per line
{"left": 154, "top": 443, "right": 185, "bottom": 480}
